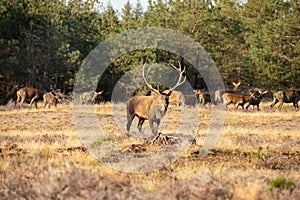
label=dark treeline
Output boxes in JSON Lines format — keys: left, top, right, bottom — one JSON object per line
{"left": 0, "top": 0, "right": 299, "bottom": 104}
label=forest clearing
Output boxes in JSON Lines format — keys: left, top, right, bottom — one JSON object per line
{"left": 1, "top": 0, "right": 299, "bottom": 199}
{"left": 0, "top": 102, "right": 299, "bottom": 199}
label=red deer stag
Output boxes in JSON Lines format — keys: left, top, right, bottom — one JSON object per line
{"left": 214, "top": 81, "right": 241, "bottom": 104}
{"left": 16, "top": 87, "right": 42, "bottom": 108}
{"left": 246, "top": 90, "right": 268, "bottom": 111}
{"left": 126, "top": 63, "right": 186, "bottom": 134}
{"left": 269, "top": 90, "right": 299, "bottom": 111}
{"left": 222, "top": 92, "right": 254, "bottom": 109}
{"left": 43, "top": 92, "right": 58, "bottom": 108}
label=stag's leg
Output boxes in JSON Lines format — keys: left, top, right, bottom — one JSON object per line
{"left": 19, "top": 97, "right": 25, "bottom": 108}
{"left": 241, "top": 103, "right": 245, "bottom": 110}
{"left": 278, "top": 101, "right": 284, "bottom": 110}
{"left": 150, "top": 119, "right": 160, "bottom": 134}
{"left": 149, "top": 118, "right": 154, "bottom": 133}
{"left": 29, "top": 97, "right": 38, "bottom": 108}
{"left": 126, "top": 115, "right": 135, "bottom": 132}
{"left": 137, "top": 118, "right": 145, "bottom": 133}
{"left": 293, "top": 101, "right": 299, "bottom": 111}
{"left": 154, "top": 119, "right": 160, "bottom": 134}
{"left": 246, "top": 103, "right": 250, "bottom": 110}
{"left": 269, "top": 99, "right": 278, "bottom": 109}
{"left": 16, "top": 95, "right": 21, "bottom": 108}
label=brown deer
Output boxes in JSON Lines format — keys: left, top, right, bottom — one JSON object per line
{"left": 126, "top": 63, "right": 186, "bottom": 134}
{"left": 196, "top": 90, "right": 213, "bottom": 106}
{"left": 163, "top": 90, "right": 184, "bottom": 107}
{"left": 80, "top": 91, "right": 103, "bottom": 105}
{"left": 184, "top": 89, "right": 202, "bottom": 107}
{"left": 222, "top": 92, "right": 255, "bottom": 109}
{"left": 214, "top": 81, "right": 241, "bottom": 104}
{"left": 246, "top": 90, "right": 268, "bottom": 111}
{"left": 92, "top": 91, "right": 105, "bottom": 104}
{"left": 269, "top": 90, "right": 299, "bottom": 111}
{"left": 43, "top": 92, "right": 58, "bottom": 108}
{"left": 16, "top": 87, "right": 42, "bottom": 108}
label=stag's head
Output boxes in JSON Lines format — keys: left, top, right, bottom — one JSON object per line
{"left": 126, "top": 62, "right": 186, "bottom": 134}
{"left": 143, "top": 62, "right": 186, "bottom": 116}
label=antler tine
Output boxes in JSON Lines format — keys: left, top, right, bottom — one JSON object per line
{"left": 142, "top": 63, "right": 160, "bottom": 94}
{"left": 168, "top": 61, "right": 186, "bottom": 91}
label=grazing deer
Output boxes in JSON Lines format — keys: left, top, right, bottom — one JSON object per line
{"left": 214, "top": 81, "right": 241, "bottom": 104}
{"left": 16, "top": 87, "right": 42, "bottom": 108}
{"left": 269, "top": 90, "right": 299, "bottom": 111}
{"left": 126, "top": 63, "right": 186, "bottom": 134}
{"left": 80, "top": 91, "right": 103, "bottom": 105}
{"left": 43, "top": 92, "right": 58, "bottom": 108}
{"left": 246, "top": 90, "right": 268, "bottom": 111}
{"left": 222, "top": 92, "right": 255, "bottom": 109}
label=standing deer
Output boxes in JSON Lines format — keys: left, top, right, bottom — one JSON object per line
{"left": 163, "top": 90, "right": 184, "bottom": 107}
{"left": 197, "top": 90, "right": 213, "bottom": 106}
{"left": 246, "top": 90, "right": 268, "bottom": 111}
{"left": 222, "top": 92, "right": 255, "bottom": 109}
{"left": 269, "top": 90, "right": 299, "bottom": 111}
{"left": 214, "top": 81, "right": 241, "bottom": 104}
{"left": 43, "top": 92, "right": 58, "bottom": 108}
{"left": 184, "top": 89, "right": 202, "bottom": 107}
{"left": 16, "top": 87, "right": 42, "bottom": 108}
{"left": 126, "top": 63, "right": 186, "bottom": 134}
{"left": 92, "top": 91, "right": 105, "bottom": 104}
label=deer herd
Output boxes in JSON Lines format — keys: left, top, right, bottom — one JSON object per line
{"left": 13, "top": 63, "right": 299, "bottom": 137}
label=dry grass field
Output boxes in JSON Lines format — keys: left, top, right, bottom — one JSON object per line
{"left": 0, "top": 101, "right": 299, "bottom": 199}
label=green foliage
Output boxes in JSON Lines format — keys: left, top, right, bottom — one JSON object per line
{"left": 0, "top": 0, "right": 299, "bottom": 104}
{"left": 254, "top": 151, "right": 267, "bottom": 160}
{"left": 270, "top": 177, "right": 294, "bottom": 191}
{"left": 90, "top": 137, "right": 112, "bottom": 148}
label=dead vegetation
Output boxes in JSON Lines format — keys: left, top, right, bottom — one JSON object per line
{"left": 0, "top": 102, "right": 299, "bottom": 199}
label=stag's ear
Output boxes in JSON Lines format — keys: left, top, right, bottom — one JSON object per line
{"left": 233, "top": 81, "right": 241, "bottom": 86}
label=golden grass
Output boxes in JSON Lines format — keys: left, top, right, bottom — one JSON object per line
{"left": 0, "top": 101, "right": 299, "bottom": 199}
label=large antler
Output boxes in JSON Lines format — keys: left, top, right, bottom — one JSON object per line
{"left": 142, "top": 62, "right": 186, "bottom": 94}
{"left": 142, "top": 63, "right": 160, "bottom": 94}
{"left": 168, "top": 61, "right": 186, "bottom": 91}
